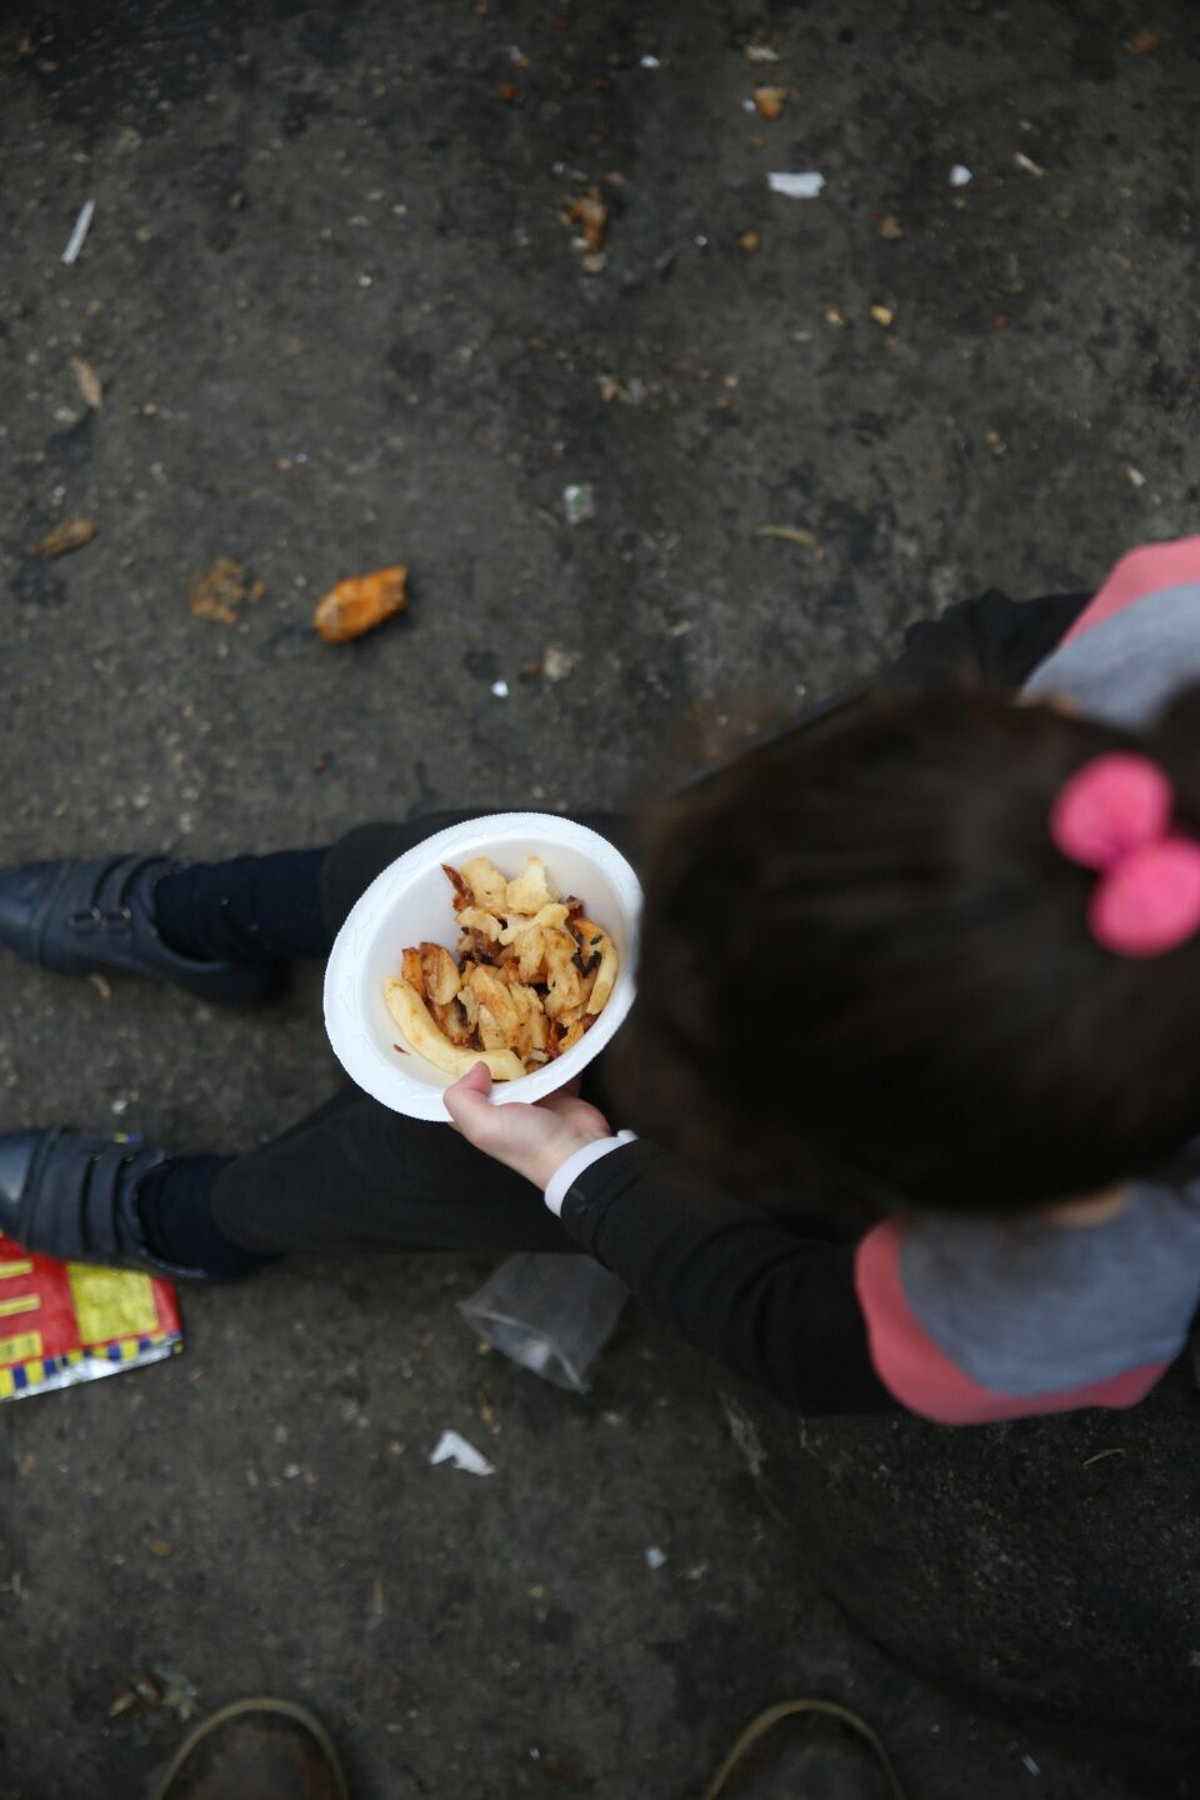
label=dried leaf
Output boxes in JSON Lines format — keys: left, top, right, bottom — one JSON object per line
{"left": 188, "top": 556, "right": 250, "bottom": 626}
{"left": 739, "top": 229, "right": 761, "bottom": 253}
{"left": 35, "top": 518, "right": 97, "bottom": 558}
{"left": 565, "top": 186, "right": 607, "bottom": 254}
{"left": 1123, "top": 28, "right": 1162, "bottom": 52}
{"left": 754, "top": 525, "right": 824, "bottom": 559}
{"left": 753, "top": 85, "right": 788, "bottom": 119}
{"left": 879, "top": 213, "right": 904, "bottom": 240}
{"left": 314, "top": 565, "right": 408, "bottom": 644}
{"left": 71, "top": 355, "right": 103, "bottom": 410}
{"left": 870, "top": 304, "right": 895, "bottom": 328}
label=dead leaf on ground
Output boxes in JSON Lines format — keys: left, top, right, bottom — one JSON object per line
{"left": 870, "top": 303, "right": 895, "bottom": 328}
{"left": 35, "top": 518, "right": 97, "bottom": 558}
{"left": 739, "top": 229, "right": 761, "bottom": 253}
{"left": 879, "top": 213, "right": 904, "bottom": 240}
{"left": 753, "top": 85, "right": 789, "bottom": 119}
{"left": 754, "top": 525, "right": 825, "bottom": 559}
{"left": 1123, "top": 28, "right": 1162, "bottom": 52}
{"left": 542, "top": 644, "right": 577, "bottom": 683}
{"left": 188, "top": 557, "right": 256, "bottom": 626}
{"left": 314, "top": 565, "right": 409, "bottom": 644}
{"left": 565, "top": 186, "right": 607, "bottom": 254}
{"left": 71, "top": 355, "right": 103, "bottom": 410}
{"left": 110, "top": 1671, "right": 163, "bottom": 1720}
{"left": 477, "top": 1386, "right": 502, "bottom": 1436}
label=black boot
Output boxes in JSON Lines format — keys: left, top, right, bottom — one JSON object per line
{"left": 0, "top": 1129, "right": 215, "bottom": 1279}
{"left": 0, "top": 854, "right": 277, "bottom": 1005}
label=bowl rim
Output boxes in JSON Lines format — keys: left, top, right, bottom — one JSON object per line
{"left": 323, "top": 811, "right": 642, "bottom": 1121}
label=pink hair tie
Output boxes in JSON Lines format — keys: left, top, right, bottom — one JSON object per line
{"left": 1050, "top": 752, "right": 1200, "bottom": 957}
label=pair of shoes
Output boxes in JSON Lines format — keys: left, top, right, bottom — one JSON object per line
{"left": 153, "top": 1697, "right": 348, "bottom": 1799}
{"left": 705, "top": 1700, "right": 904, "bottom": 1800}
{"left": 0, "top": 853, "right": 276, "bottom": 1005}
{"left": 0, "top": 1129, "right": 207, "bottom": 1279}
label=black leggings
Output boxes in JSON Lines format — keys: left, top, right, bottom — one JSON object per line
{"left": 143, "top": 814, "right": 631, "bottom": 1275}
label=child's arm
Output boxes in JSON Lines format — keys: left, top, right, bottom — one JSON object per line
{"left": 556, "top": 1139, "right": 903, "bottom": 1415}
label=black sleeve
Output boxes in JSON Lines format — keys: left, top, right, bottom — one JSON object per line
{"left": 676, "top": 588, "right": 1095, "bottom": 797}
{"left": 878, "top": 588, "right": 1093, "bottom": 694}
{"left": 559, "top": 1141, "right": 902, "bottom": 1416}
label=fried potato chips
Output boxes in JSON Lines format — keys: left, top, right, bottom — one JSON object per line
{"left": 384, "top": 854, "right": 619, "bottom": 1080}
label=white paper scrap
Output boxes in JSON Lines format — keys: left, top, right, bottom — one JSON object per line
{"left": 949, "top": 164, "right": 973, "bottom": 188}
{"left": 429, "top": 1429, "right": 495, "bottom": 1477}
{"left": 645, "top": 1545, "right": 667, "bottom": 1569}
{"left": 62, "top": 199, "right": 96, "bottom": 265}
{"left": 768, "top": 171, "right": 825, "bottom": 199}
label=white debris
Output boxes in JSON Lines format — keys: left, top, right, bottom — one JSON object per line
{"left": 768, "top": 171, "right": 825, "bottom": 199}
{"left": 542, "top": 645, "right": 577, "bottom": 683}
{"left": 745, "top": 43, "right": 781, "bottom": 63}
{"left": 1125, "top": 464, "right": 1147, "bottom": 490}
{"left": 62, "top": 199, "right": 96, "bottom": 265}
{"left": 949, "top": 164, "right": 972, "bottom": 188}
{"left": 1021, "top": 1754, "right": 1041, "bottom": 1776}
{"left": 429, "top": 1429, "right": 495, "bottom": 1477}
{"left": 563, "top": 482, "right": 596, "bottom": 524}
{"left": 644, "top": 1545, "right": 667, "bottom": 1569}
{"left": 1013, "top": 151, "right": 1048, "bottom": 179}
{"left": 490, "top": 680, "right": 510, "bottom": 698}
{"left": 640, "top": 53, "right": 661, "bottom": 69}
{"left": 742, "top": 98, "right": 757, "bottom": 112}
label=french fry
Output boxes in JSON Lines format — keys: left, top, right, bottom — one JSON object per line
{"left": 420, "top": 942, "right": 460, "bottom": 1005}
{"left": 505, "top": 855, "right": 558, "bottom": 914}
{"left": 462, "top": 856, "right": 508, "bottom": 911}
{"left": 454, "top": 905, "right": 502, "bottom": 942}
{"left": 574, "top": 919, "right": 619, "bottom": 1015}
{"left": 384, "top": 979, "right": 524, "bottom": 1081}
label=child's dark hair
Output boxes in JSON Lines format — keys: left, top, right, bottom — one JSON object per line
{"left": 624, "top": 686, "right": 1200, "bottom": 1218}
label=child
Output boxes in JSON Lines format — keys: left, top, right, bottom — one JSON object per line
{"left": 3, "top": 538, "right": 1199, "bottom": 1425}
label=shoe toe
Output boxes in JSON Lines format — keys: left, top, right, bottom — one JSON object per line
{"left": 0, "top": 1131, "right": 46, "bottom": 1238}
{"left": 0, "top": 863, "right": 64, "bottom": 961}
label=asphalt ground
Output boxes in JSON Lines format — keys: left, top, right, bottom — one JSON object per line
{"left": 1, "top": 2, "right": 1198, "bottom": 1795}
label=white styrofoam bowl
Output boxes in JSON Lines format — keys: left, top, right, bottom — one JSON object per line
{"left": 323, "top": 813, "right": 642, "bottom": 1120}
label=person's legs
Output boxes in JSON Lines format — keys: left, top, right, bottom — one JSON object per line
{"left": 0, "top": 810, "right": 634, "bottom": 1274}
{"left": 208, "top": 1083, "right": 579, "bottom": 1259}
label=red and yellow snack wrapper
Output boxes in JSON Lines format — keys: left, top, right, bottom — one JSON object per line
{"left": 0, "top": 1233, "right": 182, "bottom": 1402}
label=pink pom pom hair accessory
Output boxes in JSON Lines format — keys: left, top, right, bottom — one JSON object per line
{"left": 1049, "top": 752, "right": 1200, "bottom": 958}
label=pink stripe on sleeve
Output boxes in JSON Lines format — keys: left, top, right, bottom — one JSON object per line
{"left": 1062, "top": 536, "right": 1200, "bottom": 645}
{"left": 854, "top": 1220, "right": 1168, "bottom": 1425}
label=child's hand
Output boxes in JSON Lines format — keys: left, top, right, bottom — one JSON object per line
{"left": 444, "top": 1062, "right": 613, "bottom": 1190}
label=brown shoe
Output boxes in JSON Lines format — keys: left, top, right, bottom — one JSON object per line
{"left": 153, "top": 1697, "right": 349, "bottom": 1800}
{"left": 705, "top": 1700, "right": 904, "bottom": 1800}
